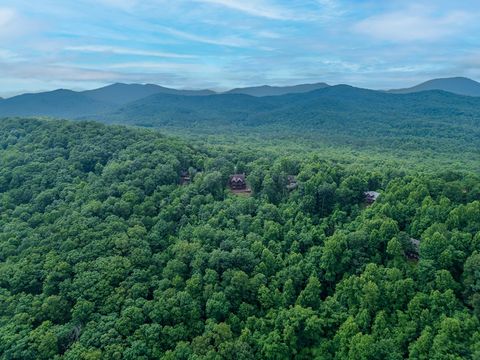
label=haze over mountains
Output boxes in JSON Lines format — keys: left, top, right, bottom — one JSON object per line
{"left": 225, "top": 82, "right": 330, "bottom": 97}
{"left": 0, "top": 76, "right": 479, "bottom": 118}
{"left": 388, "top": 77, "right": 480, "bottom": 97}
{"left": 0, "top": 78, "right": 478, "bottom": 155}
{"left": 0, "top": 76, "right": 479, "bottom": 154}
{"left": 83, "top": 83, "right": 216, "bottom": 105}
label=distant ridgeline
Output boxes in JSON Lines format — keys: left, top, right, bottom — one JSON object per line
{"left": 0, "top": 80, "right": 479, "bottom": 158}
{"left": 0, "top": 118, "right": 479, "bottom": 359}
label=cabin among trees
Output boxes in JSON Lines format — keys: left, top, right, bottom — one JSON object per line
{"left": 179, "top": 170, "right": 191, "bottom": 185}
{"left": 229, "top": 173, "right": 251, "bottom": 194}
{"left": 286, "top": 175, "right": 298, "bottom": 190}
{"left": 364, "top": 191, "right": 380, "bottom": 204}
{"left": 406, "top": 238, "right": 420, "bottom": 260}
{"left": 229, "top": 173, "right": 246, "bottom": 190}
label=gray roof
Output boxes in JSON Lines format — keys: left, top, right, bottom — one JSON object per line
{"left": 410, "top": 238, "right": 420, "bottom": 248}
{"left": 364, "top": 191, "right": 380, "bottom": 200}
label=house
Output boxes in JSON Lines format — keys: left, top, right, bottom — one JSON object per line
{"left": 180, "top": 170, "right": 191, "bottom": 185}
{"left": 286, "top": 175, "right": 298, "bottom": 190}
{"left": 229, "top": 173, "right": 247, "bottom": 191}
{"left": 364, "top": 191, "right": 380, "bottom": 204}
{"left": 406, "top": 238, "right": 420, "bottom": 260}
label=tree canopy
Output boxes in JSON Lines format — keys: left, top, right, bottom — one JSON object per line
{"left": 0, "top": 118, "right": 479, "bottom": 359}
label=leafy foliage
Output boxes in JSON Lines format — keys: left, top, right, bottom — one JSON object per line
{"left": 0, "top": 118, "right": 479, "bottom": 359}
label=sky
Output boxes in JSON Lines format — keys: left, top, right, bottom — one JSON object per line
{"left": 0, "top": 0, "right": 479, "bottom": 97}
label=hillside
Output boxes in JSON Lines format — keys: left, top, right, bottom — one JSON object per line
{"left": 94, "top": 85, "right": 480, "bottom": 155}
{"left": 83, "top": 83, "right": 215, "bottom": 104}
{"left": 97, "top": 92, "right": 279, "bottom": 127}
{"left": 0, "top": 89, "right": 115, "bottom": 118}
{"left": 0, "top": 118, "right": 479, "bottom": 359}
{"left": 389, "top": 77, "right": 480, "bottom": 97}
{"left": 1, "top": 83, "right": 479, "bottom": 158}
{"left": 226, "top": 82, "right": 330, "bottom": 96}
{"left": 0, "top": 84, "right": 216, "bottom": 118}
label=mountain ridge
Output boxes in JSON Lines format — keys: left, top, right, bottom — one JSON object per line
{"left": 1, "top": 79, "right": 480, "bottom": 145}
{"left": 86, "top": 84, "right": 480, "bottom": 155}
{"left": 388, "top": 77, "right": 480, "bottom": 97}
{"left": 225, "top": 82, "right": 330, "bottom": 97}
{"left": 0, "top": 89, "right": 114, "bottom": 118}
{"left": 83, "top": 83, "right": 216, "bottom": 105}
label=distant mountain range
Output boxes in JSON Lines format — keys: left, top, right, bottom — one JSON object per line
{"left": 0, "top": 84, "right": 216, "bottom": 118}
{"left": 0, "top": 78, "right": 479, "bottom": 153}
{"left": 388, "top": 77, "right": 480, "bottom": 97}
{"left": 226, "top": 82, "right": 330, "bottom": 96}
{"left": 1, "top": 77, "right": 480, "bottom": 117}
{"left": 90, "top": 84, "right": 480, "bottom": 154}
{"left": 0, "top": 89, "right": 113, "bottom": 118}
{"left": 82, "top": 83, "right": 215, "bottom": 105}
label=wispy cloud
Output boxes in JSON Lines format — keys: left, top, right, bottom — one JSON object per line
{"left": 194, "top": 0, "right": 303, "bottom": 20}
{"left": 354, "top": 6, "right": 472, "bottom": 42}
{"left": 65, "top": 45, "right": 196, "bottom": 58}
{"left": 158, "top": 26, "right": 253, "bottom": 47}
{"left": 95, "top": 0, "right": 139, "bottom": 10}
{"left": 1, "top": 1, "right": 480, "bottom": 95}
{"left": 107, "top": 61, "right": 218, "bottom": 72}
{"left": 0, "top": 7, "right": 37, "bottom": 39}
{"left": 0, "top": 49, "right": 20, "bottom": 61}
{"left": 0, "top": 7, "right": 15, "bottom": 26}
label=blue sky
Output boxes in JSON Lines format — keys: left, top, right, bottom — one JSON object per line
{"left": 0, "top": 0, "right": 479, "bottom": 96}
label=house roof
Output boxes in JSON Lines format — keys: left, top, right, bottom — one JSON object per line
{"left": 410, "top": 238, "right": 420, "bottom": 248}
{"left": 230, "top": 174, "right": 245, "bottom": 183}
{"left": 364, "top": 191, "right": 380, "bottom": 200}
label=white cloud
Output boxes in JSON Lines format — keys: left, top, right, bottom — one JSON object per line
{"left": 354, "top": 6, "right": 472, "bottom": 42}
{"left": 158, "top": 26, "right": 253, "bottom": 47}
{"left": 65, "top": 45, "right": 196, "bottom": 58}
{"left": 193, "top": 0, "right": 301, "bottom": 20}
{"left": 106, "top": 61, "right": 219, "bottom": 73}
{"left": 0, "top": 6, "right": 40, "bottom": 41}
{"left": 0, "top": 7, "right": 15, "bottom": 26}
{"left": 0, "top": 49, "right": 19, "bottom": 60}
{"left": 95, "top": 0, "right": 139, "bottom": 10}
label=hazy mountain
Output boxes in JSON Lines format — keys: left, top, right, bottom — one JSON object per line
{"left": 83, "top": 83, "right": 216, "bottom": 105}
{"left": 96, "top": 92, "right": 277, "bottom": 127}
{"left": 225, "top": 82, "right": 330, "bottom": 97}
{"left": 2, "top": 83, "right": 480, "bottom": 154}
{"left": 0, "top": 89, "right": 114, "bottom": 118}
{"left": 0, "top": 84, "right": 216, "bottom": 118}
{"left": 90, "top": 85, "right": 480, "bottom": 153}
{"left": 388, "top": 77, "right": 480, "bottom": 97}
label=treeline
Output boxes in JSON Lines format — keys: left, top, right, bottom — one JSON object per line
{"left": 0, "top": 118, "right": 479, "bottom": 359}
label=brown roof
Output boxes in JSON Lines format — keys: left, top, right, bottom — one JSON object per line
{"left": 230, "top": 174, "right": 246, "bottom": 183}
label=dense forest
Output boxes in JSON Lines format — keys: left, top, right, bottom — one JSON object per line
{"left": 90, "top": 86, "right": 480, "bottom": 159}
{"left": 1, "top": 85, "right": 480, "bottom": 163}
{"left": 1, "top": 118, "right": 480, "bottom": 359}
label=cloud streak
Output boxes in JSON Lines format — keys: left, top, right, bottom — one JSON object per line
{"left": 158, "top": 26, "right": 254, "bottom": 47}
{"left": 194, "top": 0, "right": 298, "bottom": 20}
{"left": 1, "top": 0, "right": 480, "bottom": 96}
{"left": 354, "top": 6, "right": 472, "bottom": 42}
{"left": 65, "top": 45, "right": 196, "bottom": 58}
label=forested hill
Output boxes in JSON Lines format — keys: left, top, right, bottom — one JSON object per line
{"left": 0, "top": 90, "right": 114, "bottom": 118}
{"left": 1, "top": 118, "right": 479, "bottom": 359}
{"left": 98, "top": 85, "right": 480, "bottom": 155}
{"left": 1, "top": 85, "right": 480, "bottom": 156}
{"left": 389, "top": 77, "right": 480, "bottom": 97}
{"left": 225, "top": 82, "right": 330, "bottom": 96}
